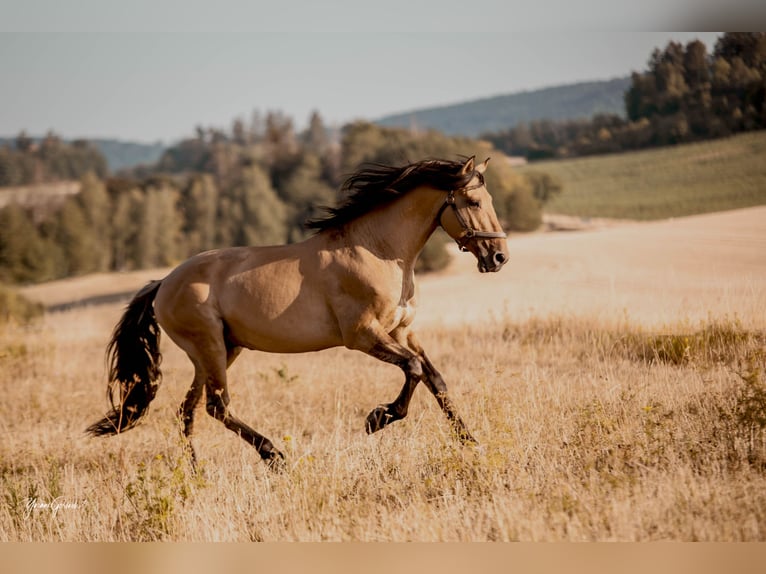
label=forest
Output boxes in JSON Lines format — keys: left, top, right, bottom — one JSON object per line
{"left": 483, "top": 33, "right": 766, "bottom": 159}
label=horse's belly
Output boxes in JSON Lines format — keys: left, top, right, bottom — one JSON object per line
{"left": 222, "top": 283, "right": 343, "bottom": 353}
{"left": 227, "top": 312, "right": 344, "bottom": 353}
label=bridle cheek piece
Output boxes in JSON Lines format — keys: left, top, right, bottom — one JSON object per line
{"left": 437, "top": 187, "right": 507, "bottom": 252}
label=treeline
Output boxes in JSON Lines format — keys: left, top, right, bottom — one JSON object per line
{"left": 0, "top": 114, "right": 560, "bottom": 284}
{"left": 0, "top": 131, "right": 108, "bottom": 186}
{"left": 483, "top": 33, "right": 766, "bottom": 159}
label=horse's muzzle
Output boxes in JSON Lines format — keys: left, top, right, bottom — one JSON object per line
{"left": 477, "top": 250, "right": 508, "bottom": 273}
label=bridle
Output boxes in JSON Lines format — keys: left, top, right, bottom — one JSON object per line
{"left": 436, "top": 183, "right": 507, "bottom": 251}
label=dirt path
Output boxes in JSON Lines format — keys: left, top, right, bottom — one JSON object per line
{"left": 21, "top": 206, "right": 766, "bottom": 330}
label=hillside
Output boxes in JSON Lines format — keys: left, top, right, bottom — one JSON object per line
{"left": 523, "top": 131, "right": 766, "bottom": 220}
{"left": 375, "top": 77, "right": 630, "bottom": 137}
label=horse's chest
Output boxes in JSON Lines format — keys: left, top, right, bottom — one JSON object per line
{"left": 388, "top": 301, "right": 416, "bottom": 331}
{"left": 382, "top": 274, "right": 416, "bottom": 331}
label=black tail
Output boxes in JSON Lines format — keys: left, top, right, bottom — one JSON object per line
{"left": 86, "top": 280, "right": 163, "bottom": 437}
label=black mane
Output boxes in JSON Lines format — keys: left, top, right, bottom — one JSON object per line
{"left": 305, "top": 158, "right": 476, "bottom": 231}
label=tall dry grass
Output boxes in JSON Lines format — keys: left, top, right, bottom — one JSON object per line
{"left": 1, "top": 301, "right": 765, "bottom": 541}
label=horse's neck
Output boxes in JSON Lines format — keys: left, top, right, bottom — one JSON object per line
{"left": 351, "top": 186, "right": 443, "bottom": 267}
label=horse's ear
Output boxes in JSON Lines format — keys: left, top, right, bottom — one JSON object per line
{"left": 460, "top": 156, "right": 476, "bottom": 175}
{"left": 476, "top": 157, "right": 490, "bottom": 174}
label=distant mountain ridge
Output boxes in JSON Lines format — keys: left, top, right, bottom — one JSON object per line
{"left": 88, "top": 139, "right": 165, "bottom": 172}
{"left": 375, "top": 77, "right": 631, "bottom": 137}
{"left": 0, "top": 136, "right": 165, "bottom": 173}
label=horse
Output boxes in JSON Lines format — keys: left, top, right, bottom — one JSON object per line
{"left": 86, "top": 155, "right": 509, "bottom": 468}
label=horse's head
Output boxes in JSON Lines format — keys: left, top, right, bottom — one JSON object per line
{"left": 438, "top": 156, "right": 509, "bottom": 273}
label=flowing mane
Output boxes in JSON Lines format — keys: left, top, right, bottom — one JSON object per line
{"left": 305, "top": 158, "right": 478, "bottom": 231}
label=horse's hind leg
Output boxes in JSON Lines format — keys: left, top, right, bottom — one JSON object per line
{"left": 350, "top": 323, "right": 425, "bottom": 434}
{"left": 178, "top": 345, "right": 242, "bottom": 467}
{"left": 199, "top": 345, "right": 284, "bottom": 468}
{"left": 205, "top": 386, "right": 285, "bottom": 468}
{"left": 178, "top": 372, "right": 204, "bottom": 466}
{"left": 170, "top": 322, "right": 283, "bottom": 468}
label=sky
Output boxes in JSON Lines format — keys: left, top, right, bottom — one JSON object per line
{"left": 0, "top": 6, "right": 726, "bottom": 144}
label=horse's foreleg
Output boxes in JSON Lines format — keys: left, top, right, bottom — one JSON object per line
{"left": 365, "top": 370, "right": 421, "bottom": 434}
{"left": 345, "top": 324, "right": 424, "bottom": 434}
{"left": 418, "top": 353, "right": 477, "bottom": 444}
{"left": 405, "top": 333, "right": 477, "bottom": 445}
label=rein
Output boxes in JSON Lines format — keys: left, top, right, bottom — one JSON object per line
{"left": 436, "top": 184, "right": 507, "bottom": 251}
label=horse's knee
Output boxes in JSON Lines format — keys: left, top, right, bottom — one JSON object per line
{"left": 406, "top": 357, "right": 423, "bottom": 379}
{"left": 205, "top": 389, "right": 229, "bottom": 420}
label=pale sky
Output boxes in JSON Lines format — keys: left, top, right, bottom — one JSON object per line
{"left": 0, "top": 3, "right": 725, "bottom": 143}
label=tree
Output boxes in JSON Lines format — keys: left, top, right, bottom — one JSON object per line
{"left": 217, "top": 165, "right": 287, "bottom": 247}
{"left": 302, "top": 110, "right": 329, "bottom": 155}
{"left": 76, "top": 172, "right": 111, "bottom": 270}
{"left": 714, "top": 32, "right": 766, "bottom": 71}
{"left": 152, "top": 185, "right": 184, "bottom": 266}
{"left": 134, "top": 185, "right": 184, "bottom": 268}
{"left": 278, "top": 152, "right": 335, "bottom": 241}
{"left": 0, "top": 204, "right": 58, "bottom": 283}
{"left": 181, "top": 174, "right": 219, "bottom": 254}
{"left": 54, "top": 197, "right": 101, "bottom": 276}
{"left": 15, "top": 131, "right": 33, "bottom": 153}
{"left": 684, "top": 39, "right": 710, "bottom": 89}
{"left": 232, "top": 117, "right": 249, "bottom": 145}
{"left": 109, "top": 187, "right": 144, "bottom": 271}
{"left": 0, "top": 148, "right": 22, "bottom": 186}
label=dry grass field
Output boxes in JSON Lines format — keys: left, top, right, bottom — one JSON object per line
{"left": 2, "top": 207, "right": 765, "bottom": 541}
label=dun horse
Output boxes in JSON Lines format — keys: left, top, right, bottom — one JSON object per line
{"left": 86, "top": 156, "right": 509, "bottom": 467}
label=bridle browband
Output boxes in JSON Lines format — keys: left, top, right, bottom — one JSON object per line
{"left": 436, "top": 182, "right": 507, "bottom": 251}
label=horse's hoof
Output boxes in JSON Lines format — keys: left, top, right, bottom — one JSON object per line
{"left": 263, "top": 449, "right": 286, "bottom": 472}
{"left": 365, "top": 405, "right": 393, "bottom": 434}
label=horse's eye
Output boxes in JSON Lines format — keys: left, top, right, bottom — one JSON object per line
{"left": 467, "top": 200, "right": 481, "bottom": 209}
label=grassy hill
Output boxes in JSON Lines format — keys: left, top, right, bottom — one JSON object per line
{"left": 375, "top": 77, "right": 630, "bottom": 137}
{"left": 523, "top": 131, "right": 766, "bottom": 220}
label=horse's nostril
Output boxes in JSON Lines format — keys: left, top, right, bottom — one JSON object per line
{"left": 494, "top": 252, "right": 507, "bottom": 265}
